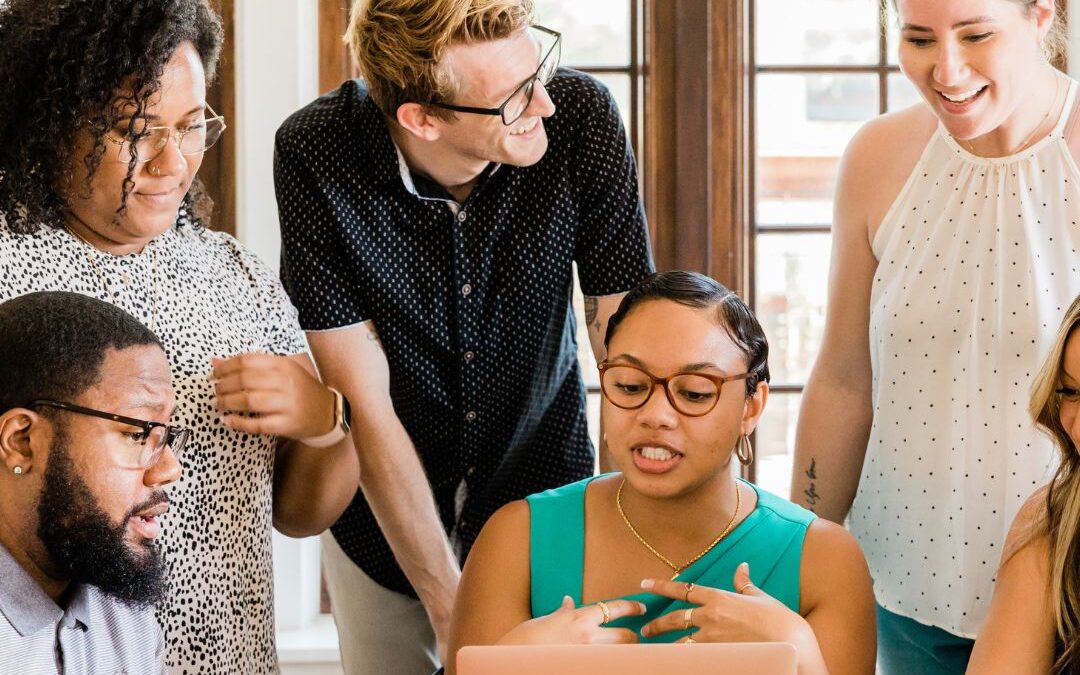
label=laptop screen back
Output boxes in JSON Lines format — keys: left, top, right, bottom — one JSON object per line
{"left": 457, "top": 642, "right": 798, "bottom": 675}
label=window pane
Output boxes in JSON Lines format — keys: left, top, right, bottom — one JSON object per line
{"left": 754, "top": 233, "right": 831, "bottom": 384}
{"left": 757, "top": 74, "right": 878, "bottom": 226}
{"left": 754, "top": 392, "right": 801, "bottom": 500}
{"left": 592, "top": 73, "right": 632, "bottom": 132}
{"left": 885, "top": 0, "right": 901, "bottom": 65}
{"left": 756, "top": 0, "right": 879, "bottom": 65}
{"left": 534, "top": 0, "right": 630, "bottom": 67}
{"left": 887, "top": 71, "right": 922, "bottom": 111}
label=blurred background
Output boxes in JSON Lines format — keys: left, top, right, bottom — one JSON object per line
{"left": 194, "top": 2, "right": 1074, "bottom": 671}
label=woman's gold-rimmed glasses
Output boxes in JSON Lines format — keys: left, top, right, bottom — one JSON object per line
{"left": 104, "top": 103, "right": 227, "bottom": 164}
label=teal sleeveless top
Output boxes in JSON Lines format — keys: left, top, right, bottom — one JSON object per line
{"left": 526, "top": 475, "right": 816, "bottom": 642}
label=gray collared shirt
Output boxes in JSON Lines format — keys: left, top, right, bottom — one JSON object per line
{"left": 0, "top": 542, "right": 164, "bottom": 675}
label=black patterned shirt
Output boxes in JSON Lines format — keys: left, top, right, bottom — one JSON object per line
{"left": 275, "top": 69, "right": 653, "bottom": 596}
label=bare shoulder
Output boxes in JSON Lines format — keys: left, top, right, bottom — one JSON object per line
{"left": 1002, "top": 486, "right": 1051, "bottom": 563}
{"left": 798, "top": 518, "right": 873, "bottom": 615}
{"left": 472, "top": 499, "right": 531, "bottom": 555}
{"left": 802, "top": 518, "right": 866, "bottom": 567}
{"left": 840, "top": 103, "right": 938, "bottom": 240}
{"left": 844, "top": 102, "right": 937, "bottom": 167}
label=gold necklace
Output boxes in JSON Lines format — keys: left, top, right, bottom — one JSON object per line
{"left": 963, "top": 73, "right": 1061, "bottom": 157}
{"left": 65, "top": 225, "right": 159, "bottom": 331}
{"left": 616, "top": 478, "right": 741, "bottom": 581}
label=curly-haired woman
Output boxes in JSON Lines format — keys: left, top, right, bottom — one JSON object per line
{"left": 967, "top": 295, "right": 1080, "bottom": 674}
{"left": 0, "top": 1, "right": 360, "bottom": 672}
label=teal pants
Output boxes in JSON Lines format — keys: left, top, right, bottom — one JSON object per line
{"left": 877, "top": 605, "right": 975, "bottom": 675}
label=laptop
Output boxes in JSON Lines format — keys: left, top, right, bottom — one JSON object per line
{"left": 456, "top": 642, "right": 798, "bottom": 674}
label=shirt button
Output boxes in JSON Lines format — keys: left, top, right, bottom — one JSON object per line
{"left": 462, "top": 283, "right": 473, "bottom": 297}
{"left": 467, "top": 466, "right": 476, "bottom": 476}
{"left": 465, "top": 410, "right": 477, "bottom": 422}
{"left": 457, "top": 210, "right": 468, "bottom": 223}
{"left": 463, "top": 350, "right": 475, "bottom": 363}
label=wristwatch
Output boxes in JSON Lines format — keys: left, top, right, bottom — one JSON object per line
{"left": 302, "top": 387, "right": 352, "bottom": 448}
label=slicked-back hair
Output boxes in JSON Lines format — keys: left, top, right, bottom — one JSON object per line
{"left": 0, "top": 292, "right": 162, "bottom": 414}
{"left": 604, "top": 271, "right": 771, "bottom": 397}
{"left": 0, "top": 0, "right": 223, "bottom": 232}
{"left": 346, "top": 0, "right": 534, "bottom": 119}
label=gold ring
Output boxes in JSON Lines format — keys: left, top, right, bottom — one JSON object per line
{"left": 597, "top": 600, "right": 611, "bottom": 624}
{"left": 684, "top": 582, "right": 695, "bottom": 602}
{"left": 686, "top": 637, "right": 696, "bottom": 644}
{"left": 683, "top": 607, "right": 695, "bottom": 631}
{"left": 738, "top": 581, "right": 753, "bottom": 593}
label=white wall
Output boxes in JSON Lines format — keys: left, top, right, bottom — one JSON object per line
{"left": 230, "top": 3, "right": 339, "bottom": 672}
{"left": 234, "top": 0, "right": 318, "bottom": 270}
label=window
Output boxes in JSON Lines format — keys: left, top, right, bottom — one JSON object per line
{"left": 750, "top": 0, "right": 917, "bottom": 498}
{"left": 533, "top": 0, "right": 642, "bottom": 453}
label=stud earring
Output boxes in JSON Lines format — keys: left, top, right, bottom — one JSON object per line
{"left": 13, "top": 466, "right": 23, "bottom": 475}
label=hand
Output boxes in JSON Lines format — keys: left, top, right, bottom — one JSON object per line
{"left": 211, "top": 353, "right": 335, "bottom": 440}
{"left": 497, "top": 596, "right": 645, "bottom": 646}
{"left": 639, "top": 563, "right": 812, "bottom": 645}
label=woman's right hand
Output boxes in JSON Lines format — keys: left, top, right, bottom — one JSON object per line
{"left": 496, "top": 596, "right": 645, "bottom": 646}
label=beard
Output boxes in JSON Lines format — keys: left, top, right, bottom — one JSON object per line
{"left": 35, "top": 426, "right": 169, "bottom": 608}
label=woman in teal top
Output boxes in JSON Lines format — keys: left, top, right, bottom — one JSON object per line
{"left": 447, "top": 271, "right": 876, "bottom": 675}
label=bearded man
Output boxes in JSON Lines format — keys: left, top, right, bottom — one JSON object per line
{"left": 0, "top": 291, "right": 186, "bottom": 674}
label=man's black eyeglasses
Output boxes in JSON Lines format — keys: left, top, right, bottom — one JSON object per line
{"left": 28, "top": 399, "right": 191, "bottom": 468}
{"left": 426, "top": 25, "right": 561, "bottom": 126}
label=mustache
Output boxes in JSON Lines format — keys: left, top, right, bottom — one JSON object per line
{"left": 125, "top": 490, "right": 171, "bottom": 519}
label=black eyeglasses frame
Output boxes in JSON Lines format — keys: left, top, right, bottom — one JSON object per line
{"left": 27, "top": 399, "right": 190, "bottom": 465}
{"left": 426, "top": 25, "right": 562, "bottom": 126}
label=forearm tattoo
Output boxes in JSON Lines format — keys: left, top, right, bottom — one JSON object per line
{"left": 584, "top": 296, "right": 601, "bottom": 333}
{"left": 803, "top": 458, "right": 821, "bottom": 510}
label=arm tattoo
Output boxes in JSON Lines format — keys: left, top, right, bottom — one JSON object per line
{"left": 803, "top": 458, "right": 821, "bottom": 509}
{"left": 584, "top": 296, "right": 599, "bottom": 327}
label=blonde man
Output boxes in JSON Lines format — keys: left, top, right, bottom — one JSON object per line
{"left": 273, "top": 0, "right": 653, "bottom": 673}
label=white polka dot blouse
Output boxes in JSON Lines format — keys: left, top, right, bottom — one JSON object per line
{"left": 852, "top": 78, "right": 1080, "bottom": 638}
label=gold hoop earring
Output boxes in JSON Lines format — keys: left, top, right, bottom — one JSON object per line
{"left": 735, "top": 434, "right": 754, "bottom": 466}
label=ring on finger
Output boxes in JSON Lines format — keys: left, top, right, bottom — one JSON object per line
{"left": 738, "top": 581, "right": 753, "bottom": 593}
{"left": 685, "top": 637, "right": 696, "bottom": 644}
{"left": 597, "top": 600, "right": 611, "bottom": 624}
{"left": 684, "top": 582, "right": 695, "bottom": 603}
{"left": 683, "top": 607, "right": 695, "bottom": 631}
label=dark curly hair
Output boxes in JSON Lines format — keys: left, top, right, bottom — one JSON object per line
{"left": 0, "top": 0, "right": 223, "bottom": 233}
{"left": 604, "top": 271, "right": 771, "bottom": 397}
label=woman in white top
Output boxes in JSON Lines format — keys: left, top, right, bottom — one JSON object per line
{"left": 791, "top": 1, "right": 1080, "bottom": 673}
{"left": 968, "top": 294, "right": 1080, "bottom": 675}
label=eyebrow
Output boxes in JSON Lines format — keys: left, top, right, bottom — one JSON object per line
{"left": 902, "top": 17, "right": 996, "bottom": 32}
{"left": 116, "top": 105, "right": 206, "bottom": 122}
{"left": 608, "top": 354, "right": 725, "bottom": 373}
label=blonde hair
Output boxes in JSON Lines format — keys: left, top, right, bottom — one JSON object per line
{"left": 1030, "top": 294, "right": 1080, "bottom": 674}
{"left": 346, "top": 0, "right": 534, "bottom": 119}
{"left": 880, "top": 0, "right": 1067, "bottom": 63}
